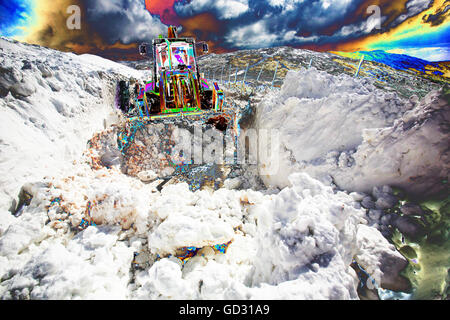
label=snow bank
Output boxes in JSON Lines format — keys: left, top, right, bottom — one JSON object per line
{"left": 345, "top": 90, "right": 449, "bottom": 196}
{"left": 0, "top": 38, "right": 144, "bottom": 213}
{"left": 254, "top": 68, "right": 448, "bottom": 196}
{"left": 0, "top": 164, "right": 149, "bottom": 299}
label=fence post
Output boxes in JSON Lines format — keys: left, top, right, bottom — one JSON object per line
{"left": 355, "top": 55, "right": 365, "bottom": 77}
{"left": 228, "top": 64, "right": 232, "bottom": 88}
{"left": 271, "top": 61, "right": 279, "bottom": 88}
{"left": 256, "top": 64, "right": 264, "bottom": 83}
{"left": 241, "top": 63, "right": 250, "bottom": 92}
{"left": 308, "top": 58, "right": 313, "bottom": 69}
{"left": 220, "top": 65, "right": 224, "bottom": 85}
{"left": 234, "top": 67, "right": 238, "bottom": 84}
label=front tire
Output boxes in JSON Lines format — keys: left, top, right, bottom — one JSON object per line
{"left": 146, "top": 92, "right": 161, "bottom": 114}
{"left": 200, "top": 90, "right": 213, "bottom": 110}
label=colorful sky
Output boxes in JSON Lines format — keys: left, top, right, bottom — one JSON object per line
{"left": 1, "top": 0, "right": 449, "bottom": 61}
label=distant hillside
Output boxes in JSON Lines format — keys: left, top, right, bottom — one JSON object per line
{"left": 331, "top": 50, "right": 450, "bottom": 80}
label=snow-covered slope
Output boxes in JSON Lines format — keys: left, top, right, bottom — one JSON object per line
{"left": 0, "top": 38, "right": 145, "bottom": 213}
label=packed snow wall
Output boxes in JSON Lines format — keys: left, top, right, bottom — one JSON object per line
{"left": 252, "top": 68, "right": 449, "bottom": 197}
{"left": 0, "top": 38, "right": 145, "bottom": 213}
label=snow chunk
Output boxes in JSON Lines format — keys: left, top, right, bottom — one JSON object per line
{"left": 148, "top": 183, "right": 240, "bottom": 256}
{"left": 137, "top": 170, "right": 158, "bottom": 182}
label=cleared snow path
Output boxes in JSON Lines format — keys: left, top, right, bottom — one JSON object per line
{"left": 0, "top": 39, "right": 416, "bottom": 300}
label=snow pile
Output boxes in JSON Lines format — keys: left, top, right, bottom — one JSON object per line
{"left": 0, "top": 225, "right": 134, "bottom": 300}
{"left": 0, "top": 161, "right": 409, "bottom": 299}
{"left": 0, "top": 164, "right": 150, "bottom": 299}
{"left": 130, "top": 173, "right": 374, "bottom": 300}
{"left": 246, "top": 173, "right": 363, "bottom": 299}
{"left": 254, "top": 68, "right": 448, "bottom": 196}
{"left": 0, "top": 37, "right": 144, "bottom": 212}
{"left": 45, "top": 167, "right": 152, "bottom": 234}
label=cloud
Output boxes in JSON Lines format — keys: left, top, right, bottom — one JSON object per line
{"left": 225, "top": 21, "right": 277, "bottom": 48}
{"left": 168, "top": 0, "right": 448, "bottom": 57}
{"left": 10, "top": 0, "right": 169, "bottom": 60}
{"left": 5, "top": 0, "right": 447, "bottom": 61}
{"left": 20, "top": 0, "right": 84, "bottom": 49}
{"left": 175, "top": 0, "right": 249, "bottom": 20}
{"left": 84, "top": 0, "right": 167, "bottom": 44}
{"left": 391, "top": 0, "right": 432, "bottom": 27}
{"left": 172, "top": 0, "right": 364, "bottom": 49}
{"left": 422, "top": 1, "right": 450, "bottom": 26}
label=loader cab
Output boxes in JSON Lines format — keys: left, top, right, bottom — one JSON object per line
{"left": 129, "top": 25, "right": 224, "bottom": 117}
{"left": 152, "top": 38, "right": 199, "bottom": 84}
